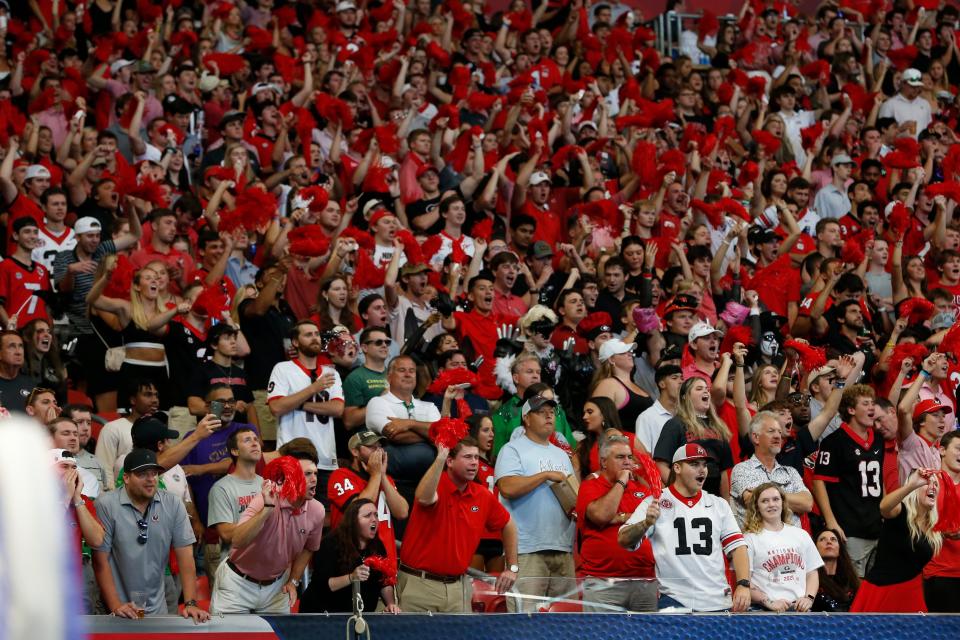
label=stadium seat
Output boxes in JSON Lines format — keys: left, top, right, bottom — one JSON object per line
{"left": 540, "top": 600, "right": 583, "bottom": 613}
{"left": 471, "top": 578, "right": 506, "bottom": 613}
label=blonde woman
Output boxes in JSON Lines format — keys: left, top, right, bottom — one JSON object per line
{"left": 851, "top": 469, "right": 942, "bottom": 612}
{"left": 143, "top": 259, "right": 183, "bottom": 309}
{"left": 86, "top": 258, "right": 191, "bottom": 409}
{"left": 743, "top": 482, "right": 822, "bottom": 612}
{"left": 652, "top": 376, "right": 733, "bottom": 499}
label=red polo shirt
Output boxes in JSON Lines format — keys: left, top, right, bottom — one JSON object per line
{"left": 399, "top": 472, "right": 509, "bottom": 576}
{"left": 575, "top": 474, "right": 654, "bottom": 578}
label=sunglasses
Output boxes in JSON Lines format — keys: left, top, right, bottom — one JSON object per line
{"left": 364, "top": 339, "right": 392, "bottom": 347}
{"left": 136, "top": 519, "right": 149, "bottom": 545}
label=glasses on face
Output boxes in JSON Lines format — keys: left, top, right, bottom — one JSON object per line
{"left": 210, "top": 399, "right": 237, "bottom": 406}
{"left": 365, "top": 339, "right": 392, "bottom": 347}
{"left": 136, "top": 519, "right": 149, "bottom": 545}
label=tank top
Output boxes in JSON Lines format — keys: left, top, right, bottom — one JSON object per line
{"left": 616, "top": 378, "right": 653, "bottom": 430}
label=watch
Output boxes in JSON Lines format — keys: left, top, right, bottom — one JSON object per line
{"left": 736, "top": 579, "right": 751, "bottom": 589}
{"left": 289, "top": 578, "right": 301, "bottom": 587}
{"left": 184, "top": 599, "right": 198, "bottom": 608}
{"left": 508, "top": 564, "right": 520, "bottom": 573}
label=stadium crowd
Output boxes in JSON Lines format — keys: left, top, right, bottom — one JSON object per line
{"left": 3, "top": 0, "right": 960, "bottom": 620}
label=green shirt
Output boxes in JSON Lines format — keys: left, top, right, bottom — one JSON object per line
{"left": 491, "top": 395, "right": 575, "bottom": 456}
{"left": 343, "top": 366, "right": 389, "bottom": 407}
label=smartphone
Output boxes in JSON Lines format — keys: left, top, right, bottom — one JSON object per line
{"left": 210, "top": 400, "right": 225, "bottom": 421}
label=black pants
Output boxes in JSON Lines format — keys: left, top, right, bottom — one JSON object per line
{"left": 923, "top": 576, "right": 960, "bottom": 612}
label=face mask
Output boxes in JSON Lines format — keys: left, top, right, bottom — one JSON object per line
{"left": 761, "top": 331, "right": 780, "bottom": 358}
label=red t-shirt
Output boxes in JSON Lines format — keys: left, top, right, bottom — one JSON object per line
{"left": 474, "top": 459, "right": 502, "bottom": 541}
{"left": 0, "top": 257, "right": 51, "bottom": 327}
{"left": 550, "top": 324, "right": 588, "bottom": 355}
{"left": 327, "top": 467, "right": 399, "bottom": 568}
{"left": 837, "top": 214, "right": 862, "bottom": 239}
{"left": 70, "top": 496, "right": 100, "bottom": 555}
{"left": 575, "top": 474, "right": 655, "bottom": 578}
{"left": 399, "top": 472, "right": 509, "bottom": 576}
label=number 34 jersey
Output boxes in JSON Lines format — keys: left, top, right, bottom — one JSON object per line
{"left": 622, "top": 486, "right": 746, "bottom": 611}
{"left": 813, "top": 423, "right": 884, "bottom": 539}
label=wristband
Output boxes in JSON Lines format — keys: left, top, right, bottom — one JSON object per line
{"left": 615, "top": 479, "right": 628, "bottom": 489}
{"left": 73, "top": 500, "right": 85, "bottom": 508}
{"left": 884, "top": 342, "right": 896, "bottom": 350}
{"left": 920, "top": 369, "right": 932, "bottom": 378}
{"left": 805, "top": 594, "right": 816, "bottom": 600}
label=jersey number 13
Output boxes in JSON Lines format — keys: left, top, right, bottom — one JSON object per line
{"left": 674, "top": 517, "right": 713, "bottom": 555}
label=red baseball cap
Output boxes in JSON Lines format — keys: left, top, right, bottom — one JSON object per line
{"left": 672, "top": 443, "right": 713, "bottom": 464}
{"left": 913, "top": 399, "right": 952, "bottom": 422}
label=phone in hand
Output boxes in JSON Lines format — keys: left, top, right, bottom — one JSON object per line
{"left": 210, "top": 400, "right": 225, "bottom": 421}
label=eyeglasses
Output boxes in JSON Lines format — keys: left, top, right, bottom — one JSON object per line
{"left": 26, "top": 387, "right": 57, "bottom": 405}
{"left": 136, "top": 519, "right": 149, "bottom": 545}
{"left": 210, "top": 399, "right": 237, "bottom": 406}
{"left": 364, "top": 339, "right": 392, "bottom": 347}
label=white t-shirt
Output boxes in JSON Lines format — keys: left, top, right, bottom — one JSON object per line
{"left": 622, "top": 486, "right": 747, "bottom": 611}
{"left": 267, "top": 360, "right": 344, "bottom": 470}
{"left": 745, "top": 525, "right": 823, "bottom": 603}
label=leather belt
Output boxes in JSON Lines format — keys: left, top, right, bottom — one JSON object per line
{"left": 399, "top": 563, "right": 461, "bottom": 584}
{"left": 227, "top": 559, "right": 283, "bottom": 586}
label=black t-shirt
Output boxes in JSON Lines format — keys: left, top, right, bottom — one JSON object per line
{"left": 864, "top": 508, "right": 933, "bottom": 586}
{"left": 163, "top": 320, "right": 206, "bottom": 406}
{"left": 594, "top": 290, "right": 626, "bottom": 333}
{"left": 188, "top": 359, "right": 255, "bottom": 405}
{"left": 653, "top": 416, "right": 734, "bottom": 496}
{"left": 75, "top": 200, "right": 119, "bottom": 236}
{"left": 407, "top": 196, "right": 443, "bottom": 234}
{"left": 814, "top": 423, "right": 884, "bottom": 539}
{"left": 0, "top": 373, "right": 40, "bottom": 411}
{"left": 238, "top": 299, "right": 297, "bottom": 390}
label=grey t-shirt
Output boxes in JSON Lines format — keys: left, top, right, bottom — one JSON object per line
{"left": 207, "top": 473, "right": 263, "bottom": 557}
{"left": 95, "top": 487, "right": 195, "bottom": 615}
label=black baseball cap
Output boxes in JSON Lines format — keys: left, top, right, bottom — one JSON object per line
{"left": 132, "top": 416, "right": 179, "bottom": 449}
{"left": 123, "top": 448, "right": 165, "bottom": 473}
{"left": 521, "top": 394, "right": 558, "bottom": 418}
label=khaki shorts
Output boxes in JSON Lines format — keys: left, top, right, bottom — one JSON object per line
{"left": 252, "top": 390, "right": 278, "bottom": 443}
{"left": 167, "top": 406, "right": 198, "bottom": 439}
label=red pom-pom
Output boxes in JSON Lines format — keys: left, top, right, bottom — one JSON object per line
{"left": 288, "top": 225, "right": 331, "bottom": 258}
{"left": 691, "top": 199, "right": 723, "bottom": 228}
{"left": 783, "top": 339, "right": 826, "bottom": 372}
{"left": 840, "top": 238, "right": 865, "bottom": 265}
{"left": 636, "top": 453, "right": 662, "bottom": 497}
{"left": 470, "top": 217, "right": 494, "bottom": 242}
{"left": 717, "top": 198, "right": 751, "bottom": 222}
{"left": 314, "top": 93, "right": 354, "bottom": 130}
{"left": 203, "top": 52, "right": 246, "bottom": 76}
{"left": 363, "top": 555, "right": 397, "bottom": 587}
{"left": 426, "top": 368, "right": 479, "bottom": 394}
{"left": 887, "top": 202, "right": 911, "bottom": 236}
{"left": 943, "top": 145, "right": 960, "bottom": 181}
{"left": 297, "top": 186, "right": 330, "bottom": 212}
{"left": 394, "top": 228, "right": 425, "bottom": 265}
{"left": 699, "top": 10, "right": 719, "bottom": 37}
{"left": 925, "top": 182, "right": 960, "bottom": 203}
{"left": 549, "top": 431, "right": 572, "bottom": 454}
{"left": 893, "top": 136, "right": 921, "bottom": 159}
{"left": 939, "top": 323, "right": 960, "bottom": 358}
{"left": 900, "top": 297, "right": 935, "bottom": 324}
{"left": 340, "top": 226, "right": 375, "bottom": 252}
{"left": 428, "top": 417, "right": 470, "bottom": 449}
{"left": 800, "top": 122, "right": 824, "bottom": 150}
{"left": 263, "top": 456, "right": 307, "bottom": 504}
{"left": 192, "top": 284, "right": 230, "bottom": 318}
{"left": 104, "top": 255, "right": 136, "bottom": 299}
{"left": 352, "top": 249, "right": 387, "bottom": 289}
{"left": 551, "top": 144, "right": 585, "bottom": 171}
{"left": 888, "top": 342, "right": 929, "bottom": 382}
{"left": 751, "top": 129, "right": 781, "bottom": 155}
{"left": 720, "top": 324, "right": 754, "bottom": 356}
{"left": 746, "top": 76, "right": 767, "bottom": 98}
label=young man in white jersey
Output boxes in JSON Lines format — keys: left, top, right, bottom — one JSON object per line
{"left": 34, "top": 187, "right": 76, "bottom": 273}
{"left": 618, "top": 444, "right": 752, "bottom": 612}
{"left": 267, "top": 320, "right": 344, "bottom": 505}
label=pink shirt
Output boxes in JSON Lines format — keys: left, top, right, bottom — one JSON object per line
{"left": 898, "top": 432, "right": 941, "bottom": 484}
{"left": 229, "top": 493, "right": 325, "bottom": 581}
{"left": 919, "top": 381, "right": 956, "bottom": 431}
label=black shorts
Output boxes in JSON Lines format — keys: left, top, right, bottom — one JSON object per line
{"left": 72, "top": 333, "right": 121, "bottom": 400}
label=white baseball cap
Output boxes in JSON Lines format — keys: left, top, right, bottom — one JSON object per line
{"left": 688, "top": 322, "right": 723, "bottom": 343}
{"left": 598, "top": 338, "right": 636, "bottom": 363}
{"left": 335, "top": 0, "right": 357, "bottom": 11}
{"left": 25, "top": 165, "right": 51, "bottom": 181}
{"left": 110, "top": 59, "right": 136, "bottom": 75}
{"left": 530, "top": 171, "right": 551, "bottom": 186}
{"left": 50, "top": 449, "right": 78, "bottom": 467}
{"left": 74, "top": 217, "right": 102, "bottom": 235}
{"left": 902, "top": 68, "right": 924, "bottom": 87}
